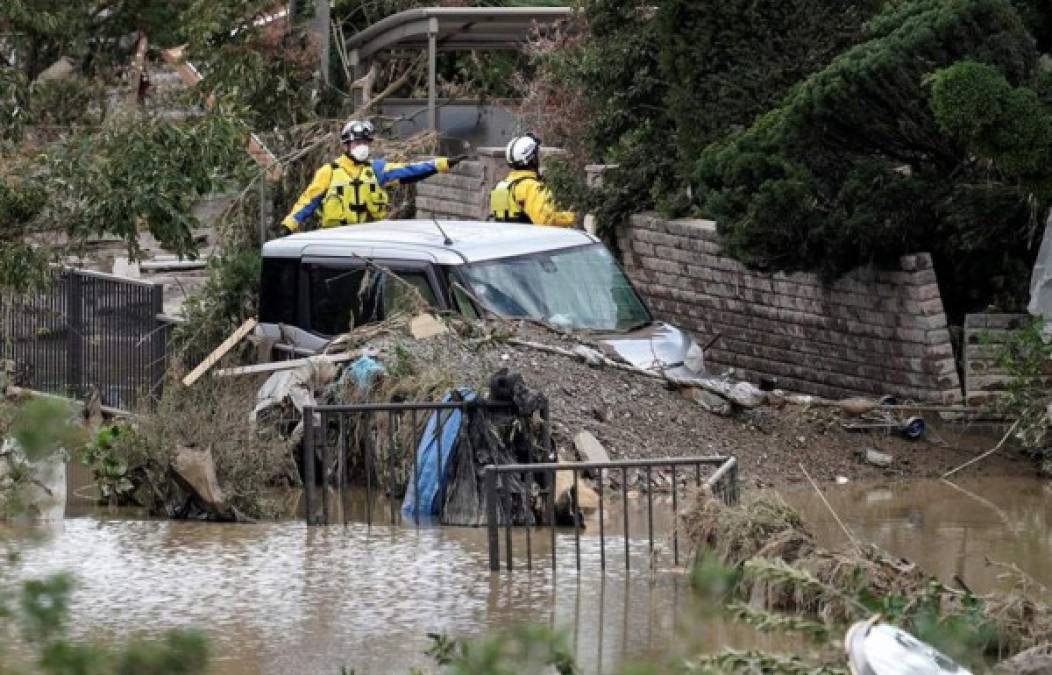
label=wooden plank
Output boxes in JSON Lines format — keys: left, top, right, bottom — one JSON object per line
{"left": 182, "top": 318, "right": 258, "bottom": 386}
{"left": 213, "top": 351, "right": 358, "bottom": 378}
{"left": 6, "top": 386, "right": 138, "bottom": 419}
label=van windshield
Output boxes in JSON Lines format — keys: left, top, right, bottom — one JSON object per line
{"left": 460, "top": 244, "right": 651, "bottom": 332}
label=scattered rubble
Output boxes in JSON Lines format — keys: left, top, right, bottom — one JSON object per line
{"left": 573, "top": 431, "right": 610, "bottom": 465}
{"left": 857, "top": 448, "right": 894, "bottom": 468}
{"left": 171, "top": 446, "right": 232, "bottom": 519}
{"left": 217, "top": 313, "right": 1029, "bottom": 489}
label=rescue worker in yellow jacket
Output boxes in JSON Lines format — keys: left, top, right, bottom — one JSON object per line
{"left": 489, "top": 132, "right": 575, "bottom": 227}
{"left": 280, "top": 119, "right": 465, "bottom": 234}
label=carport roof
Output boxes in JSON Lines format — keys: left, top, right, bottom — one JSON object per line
{"left": 346, "top": 6, "right": 574, "bottom": 62}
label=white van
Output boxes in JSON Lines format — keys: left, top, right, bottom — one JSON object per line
{"left": 257, "top": 220, "right": 705, "bottom": 376}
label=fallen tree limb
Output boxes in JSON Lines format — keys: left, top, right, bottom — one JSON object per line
{"left": 506, "top": 337, "right": 765, "bottom": 408}
{"left": 213, "top": 351, "right": 359, "bottom": 378}
{"left": 941, "top": 419, "right": 1019, "bottom": 478}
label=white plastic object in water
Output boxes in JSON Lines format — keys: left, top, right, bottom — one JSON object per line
{"left": 845, "top": 617, "right": 971, "bottom": 675}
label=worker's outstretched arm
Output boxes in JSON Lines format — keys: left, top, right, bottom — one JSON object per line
{"left": 281, "top": 164, "right": 333, "bottom": 232}
{"left": 374, "top": 158, "right": 450, "bottom": 187}
{"left": 519, "top": 179, "right": 576, "bottom": 228}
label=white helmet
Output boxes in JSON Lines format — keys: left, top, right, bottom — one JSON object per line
{"left": 341, "top": 119, "right": 374, "bottom": 144}
{"left": 505, "top": 132, "right": 541, "bottom": 169}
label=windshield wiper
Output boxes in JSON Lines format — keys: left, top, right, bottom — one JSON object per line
{"left": 621, "top": 318, "right": 653, "bottom": 332}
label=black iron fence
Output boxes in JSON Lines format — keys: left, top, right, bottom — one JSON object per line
{"left": 483, "top": 456, "right": 739, "bottom": 572}
{"left": 301, "top": 399, "right": 550, "bottom": 526}
{"left": 0, "top": 268, "right": 168, "bottom": 409}
{"left": 300, "top": 399, "right": 741, "bottom": 574}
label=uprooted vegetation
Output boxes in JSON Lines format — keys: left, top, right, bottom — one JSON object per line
{"left": 682, "top": 493, "right": 1052, "bottom": 671}
{"left": 84, "top": 379, "right": 298, "bottom": 520}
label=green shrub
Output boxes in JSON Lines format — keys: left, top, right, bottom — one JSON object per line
{"left": 171, "top": 249, "right": 262, "bottom": 363}
{"left": 693, "top": 0, "right": 1043, "bottom": 320}
{"left": 28, "top": 76, "right": 101, "bottom": 127}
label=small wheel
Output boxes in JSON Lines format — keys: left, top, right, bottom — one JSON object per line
{"left": 879, "top": 395, "right": 898, "bottom": 407}
{"left": 901, "top": 416, "right": 925, "bottom": 439}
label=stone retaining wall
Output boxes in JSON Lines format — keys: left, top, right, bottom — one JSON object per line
{"left": 618, "top": 213, "right": 961, "bottom": 402}
{"left": 415, "top": 147, "right": 568, "bottom": 221}
{"left": 963, "top": 313, "right": 1032, "bottom": 404}
{"left": 415, "top": 160, "right": 487, "bottom": 221}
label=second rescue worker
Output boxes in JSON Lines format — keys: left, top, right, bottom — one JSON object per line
{"left": 489, "top": 132, "right": 576, "bottom": 227}
{"left": 281, "top": 119, "right": 465, "bottom": 234}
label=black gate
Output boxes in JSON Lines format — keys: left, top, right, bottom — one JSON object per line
{"left": 1, "top": 268, "right": 168, "bottom": 410}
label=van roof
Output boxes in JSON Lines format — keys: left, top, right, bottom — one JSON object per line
{"left": 261, "top": 220, "right": 598, "bottom": 264}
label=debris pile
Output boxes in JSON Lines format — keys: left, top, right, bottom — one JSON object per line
{"left": 682, "top": 493, "right": 1052, "bottom": 668}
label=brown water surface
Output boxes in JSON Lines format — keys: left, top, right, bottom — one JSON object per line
{"left": 2, "top": 475, "right": 1049, "bottom": 674}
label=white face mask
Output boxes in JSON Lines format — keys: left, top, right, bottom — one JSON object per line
{"left": 350, "top": 144, "right": 370, "bottom": 162}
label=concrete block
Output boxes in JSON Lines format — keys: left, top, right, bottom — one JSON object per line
{"left": 907, "top": 284, "right": 942, "bottom": 302}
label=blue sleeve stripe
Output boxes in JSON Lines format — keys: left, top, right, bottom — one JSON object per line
{"left": 375, "top": 159, "right": 438, "bottom": 186}
{"left": 294, "top": 195, "right": 324, "bottom": 223}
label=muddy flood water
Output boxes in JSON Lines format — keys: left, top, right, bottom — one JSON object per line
{"left": 2, "top": 475, "right": 1050, "bottom": 674}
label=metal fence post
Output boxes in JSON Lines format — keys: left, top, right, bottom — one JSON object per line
{"left": 485, "top": 466, "right": 500, "bottom": 571}
{"left": 303, "top": 406, "right": 316, "bottom": 525}
{"left": 66, "top": 271, "right": 84, "bottom": 398}
{"left": 149, "top": 283, "right": 165, "bottom": 401}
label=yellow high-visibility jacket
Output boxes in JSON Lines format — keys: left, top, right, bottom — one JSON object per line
{"left": 282, "top": 155, "right": 450, "bottom": 231}
{"left": 489, "top": 169, "right": 576, "bottom": 228}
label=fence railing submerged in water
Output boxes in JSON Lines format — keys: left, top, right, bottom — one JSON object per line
{"left": 483, "top": 456, "right": 739, "bottom": 572}
{"left": 301, "top": 399, "right": 551, "bottom": 526}
{"left": 0, "top": 268, "right": 169, "bottom": 409}
{"left": 302, "top": 399, "right": 739, "bottom": 573}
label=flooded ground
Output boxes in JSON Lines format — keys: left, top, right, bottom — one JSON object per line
{"left": 784, "top": 475, "right": 1052, "bottom": 594}
{"left": 2, "top": 474, "right": 1049, "bottom": 674}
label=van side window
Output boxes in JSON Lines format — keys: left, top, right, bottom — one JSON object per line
{"left": 307, "top": 264, "right": 369, "bottom": 335}
{"left": 259, "top": 258, "right": 297, "bottom": 324}
{"left": 380, "top": 270, "right": 438, "bottom": 318}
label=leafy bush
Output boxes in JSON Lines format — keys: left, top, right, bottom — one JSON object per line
{"left": 425, "top": 626, "right": 578, "bottom": 675}
{"left": 0, "top": 68, "right": 29, "bottom": 141}
{"left": 79, "top": 425, "right": 137, "bottom": 506}
{"left": 693, "top": 0, "right": 1043, "bottom": 320}
{"left": 983, "top": 317, "right": 1052, "bottom": 459}
{"left": 171, "top": 249, "right": 262, "bottom": 363}
{"left": 657, "top": 0, "right": 880, "bottom": 165}
{"left": 526, "top": 0, "right": 680, "bottom": 236}
{"left": 28, "top": 76, "right": 102, "bottom": 128}
{"left": 48, "top": 106, "right": 250, "bottom": 259}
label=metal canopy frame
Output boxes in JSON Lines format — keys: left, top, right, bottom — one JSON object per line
{"left": 346, "top": 7, "right": 573, "bottom": 131}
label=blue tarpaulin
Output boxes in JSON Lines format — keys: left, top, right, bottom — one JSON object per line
{"left": 401, "top": 389, "right": 476, "bottom": 519}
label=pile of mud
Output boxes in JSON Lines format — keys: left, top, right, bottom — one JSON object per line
{"left": 318, "top": 315, "right": 1026, "bottom": 487}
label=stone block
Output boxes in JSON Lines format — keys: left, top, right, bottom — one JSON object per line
{"left": 907, "top": 284, "right": 942, "bottom": 302}
{"left": 415, "top": 196, "right": 484, "bottom": 220}
{"left": 905, "top": 267, "right": 938, "bottom": 287}
{"left": 632, "top": 241, "right": 655, "bottom": 257}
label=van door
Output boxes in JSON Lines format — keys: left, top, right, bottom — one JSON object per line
{"left": 372, "top": 260, "right": 447, "bottom": 320}
{"left": 300, "top": 258, "right": 447, "bottom": 336}
{"left": 301, "top": 259, "right": 376, "bottom": 335}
